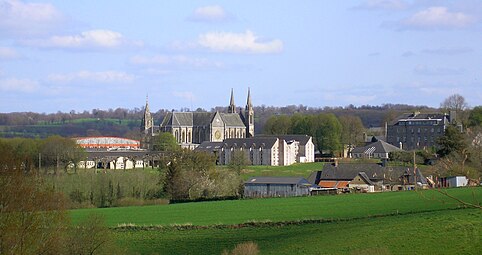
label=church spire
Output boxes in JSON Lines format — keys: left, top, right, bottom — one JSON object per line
{"left": 245, "top": 87, "right": 252, "bottom": 110}
{"left": 141, "top": 94, "right": 153, "bottom": 133}
{"left": 228, "top": 88, "right": 236, "bottom": 113}
{"left": 244, "top": 87, "right": 255, "bottom": 137}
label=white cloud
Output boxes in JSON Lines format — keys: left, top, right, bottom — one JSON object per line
{"left": 189, "top": 5, "right": 230, "bottom": 22}
{"left": 173, "top": 91, "right": 195, "bottom": 102}
{"left": 0, "top": 77, "right": 39, "bottom": 92}
{"left": 0, "top": 46, "right": 19, "bottom": 59}
{"left": 197, "top": 30, "right": 283, "bottom": 54}
{"left": 422, "top": 47, "right": 473, "bottom": 55}
{"left": 353, "top": 0, "right": 408, "bottom": 10}
{"left": 130, "top": 55, "right": 224, "bottom": 69}
{"left": 414, "top": 65, "right": 464, "bottom": 76}
{"left": 0, "top": 0, "right": 64, "bottom": 36}
{"left": 401, "top": 7, "right": 476, "bottom": 30}
{"left": 47, "top": 70, "right": 135, "bottom": 83}
{"left": 22, "top": 30, "right": 142, "bottom": 50}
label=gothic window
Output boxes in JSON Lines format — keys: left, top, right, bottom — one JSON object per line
{"left": 182, "top": 131, "right": 186, "bottom": 143}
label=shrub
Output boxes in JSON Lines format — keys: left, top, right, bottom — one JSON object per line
{"left": 222, "top": 241, "right": 259, "bottom": 255}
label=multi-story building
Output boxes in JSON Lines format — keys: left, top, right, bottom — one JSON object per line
{"left": 195, "top": 135, "right": 315, "bottom": 166}
{"left": 386, "top": 111, "right": 456, "bottom": 151}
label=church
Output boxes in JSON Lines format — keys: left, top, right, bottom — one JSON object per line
{"left": 140, "top": 88, "right": 254, "bottom": 149}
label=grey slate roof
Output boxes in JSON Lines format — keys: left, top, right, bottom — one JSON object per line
{"left": 160, "top": 112, "right": 193, "bottom": 127}
{"left": 220, "top": 113, "right": 245, "bottom": 127}
{"left": 320, "top": 163, "right": 427, "bottom": 185}
{"left": 194, "top": 141, "right": 223, "bottom": 152}
{"left": 245, "top": 176, "right": 312, "bottom": 185}
{"left": 357, "top": 172, "right": 375, "bottom": 185}
{"left": 223, "top": 137, "right": 278, "bottom": 149}
{"left": 192, "top": 112, "right": 215, "bottom": 126}
{"left": 390, "top": 113, "right": 446, "bottom": 125}
{"left": 160, "top": 111, "right": 245, "bottom": 128}
{"left": 352, "top": 140, "right": 402, "bottom": 154}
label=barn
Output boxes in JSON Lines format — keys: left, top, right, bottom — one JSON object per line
{"left": 244, "top": 177, "right": 313, "bottom": 198}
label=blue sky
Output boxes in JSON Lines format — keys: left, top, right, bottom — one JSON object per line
{"left": 1, "top": 0, "right": 481, "bottom": 113}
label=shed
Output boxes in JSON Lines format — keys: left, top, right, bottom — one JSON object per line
{"left": 244, "top": 177, "right": 312, "bottom": 198}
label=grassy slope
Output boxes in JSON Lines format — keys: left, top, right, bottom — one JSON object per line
{"left": 71, "top": 187, "right": 481, "bottom": 227}
{"left": 114, "top": 208, "right": 481, "bottom": 255}
{"left": 236, "top": 162, "right": 323, "bottom": 180}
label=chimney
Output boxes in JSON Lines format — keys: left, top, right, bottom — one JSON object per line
{"left": 449, "top": 110, "right": 456, "bottom": 124}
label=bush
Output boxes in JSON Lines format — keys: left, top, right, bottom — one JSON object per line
{"left": 222, "top": 241, "right": 259, "bottom": 255}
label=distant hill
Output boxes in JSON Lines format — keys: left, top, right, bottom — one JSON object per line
{"left": 0, "top": 104, "right": 435, "bottom": 138}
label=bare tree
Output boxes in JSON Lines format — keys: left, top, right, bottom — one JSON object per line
{"left": 440, "top": 94, "right": 469, "bottom": 112}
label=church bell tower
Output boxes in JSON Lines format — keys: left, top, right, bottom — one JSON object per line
{"left": 141, "top": 95, "right": 154, "bottom": 135}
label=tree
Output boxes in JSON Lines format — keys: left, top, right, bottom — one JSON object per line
{"left": 468, "top": 106, "right": 482, "bottom": 127}
{"left": 161, "top": 150, "right": 217, "bottom": 200}
{"left": 263, "top": 115, "right": 291, "bottom": 135}
{"left": 436, "top": 125, "right": 466, "bottom": 157}
{"left": 440, "top": 93, "right": 469, "bottom": 112}
{"left": 152, "top": 132, "right": 179, "bottom": 151}
{"left": 228, "top": 150, "right": 251, "bottom": 174}
{"left": 0, "top": 170, "right": 68, "bottom": 254}
{"left": 339, "top": 115, "right": 365, "bottom": 147}
{"left": 67, "top": 213, "right": 122, "bottom": 255}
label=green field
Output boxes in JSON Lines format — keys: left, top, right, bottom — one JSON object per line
{"left": 114, "top": 208, "right": 481, "bottom": 254}
{"left": 70, "top": 187, "right": 481, "bottom": 254}
{"left": 71, "top": 187, "right": 480, "bottom": 227}
{"left": 236, "top": 162, "right": 323, "bottom": 180}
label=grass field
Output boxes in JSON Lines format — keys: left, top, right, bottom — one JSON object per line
{"left": 235, "top": 162, "right": 323, "bottom": 180}
{"left": 114, "top": 208, "right": 481, "bottom": 254}
{"left": 70, "top": 187, "right": 481, "bottom": 254}
{"left": 71, "top": 187, "right": 481, "bottom": 227}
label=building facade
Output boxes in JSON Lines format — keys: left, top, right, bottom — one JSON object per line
{"left": 196, "top": 135, "right": 315, "bottom": 166}
{"left": 386, "top": 112, "right": 456, "bottom": 151}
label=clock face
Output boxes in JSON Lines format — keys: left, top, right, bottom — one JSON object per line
{"left": 214, "top": 130, "right": 221, "bottom": 139}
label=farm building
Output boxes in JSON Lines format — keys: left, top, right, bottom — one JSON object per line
{"left": 439, "top": 176, "right": 468, "bottom": 187}
{"left": 314, "top": 163, "right": 429, "bottom": 192}
{"left": 244, "top": 177, "right": 313, "bottom": 198}
{"left": 351, "top": 140, "right": 403, "bottom": 159}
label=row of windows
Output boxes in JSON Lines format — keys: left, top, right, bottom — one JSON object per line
{"left": 396, "top": 127, "right": 442, "bottom": 134}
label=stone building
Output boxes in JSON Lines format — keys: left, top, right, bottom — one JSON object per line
{"left": 386, "top": 111, "right": 457, "bottom": 151}
{"left": 141, "top": 89, "right": 254, "bottom": 149}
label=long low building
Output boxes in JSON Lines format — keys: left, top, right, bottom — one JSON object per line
{"left": 244, "top": 177, "right": 313, "bottom": 197}
{"left": 75, "top": 136, "right": 140, "bottom": 149}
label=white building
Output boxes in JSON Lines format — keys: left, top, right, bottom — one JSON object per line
{"left": 196, "top": 135, "right": 315, "bottom": 166}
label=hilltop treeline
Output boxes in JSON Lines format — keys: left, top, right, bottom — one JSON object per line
{"left": 0, "top": 104, "right": 431, "bottom": 138}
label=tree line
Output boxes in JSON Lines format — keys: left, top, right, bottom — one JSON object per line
{"left": 263, "top": 113, "right": 366, "bottom": 156}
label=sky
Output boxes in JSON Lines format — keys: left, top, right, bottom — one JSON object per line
{"left": 1, "top": 0, "right": 481, "bottom": 113}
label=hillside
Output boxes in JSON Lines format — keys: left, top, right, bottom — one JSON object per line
{"left": 70, "top": 187, "right": 481, "bottom": 254}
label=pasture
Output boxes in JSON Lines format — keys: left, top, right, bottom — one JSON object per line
{"left": 114, "top": 208, "right": 481, "bottom": 254}
{"left": 71, "top": 187, "right": 480, "bottom": 227}
{"left": 70, "top": 187, "right": 481, "bottom": 254}
{"left": 237, "top": 162, "right": 323, "bottom": 180}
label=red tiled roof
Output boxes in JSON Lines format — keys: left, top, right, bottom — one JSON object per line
{"left": 318, "top": 181, "right": 349, "bottom": 188}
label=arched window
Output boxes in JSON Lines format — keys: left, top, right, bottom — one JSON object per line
{"left": 175, "top": 130, "right": 179, "bottom": 142}
{"left": 182, "top": 131, "right": 186, "bottom": 143}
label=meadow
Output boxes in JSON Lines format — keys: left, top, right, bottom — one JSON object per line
{"left": 237, "top": 162, "right": 323, "bottom": 180}
{"left": 114, "top": 208, "right": 481, "bottom": 254}
{"left": 71, "top": 187, "right": 480, "bottom": 227}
